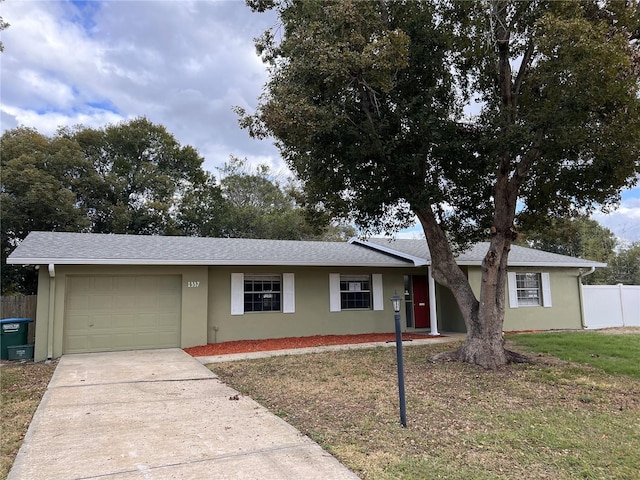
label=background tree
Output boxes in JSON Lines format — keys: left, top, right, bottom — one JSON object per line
{"left": 608, "top": 242, "right": 640, "bottom": 285}
{"left": 1, "top": 127, "right": 95, "bottom": 293}
{"left": 517, "top": 215, "right": 617, "bottom": 284}
{"left": 175, "top": 172, "right": 229, "bottom": 238}
{"left": 240, "top": 0, "right": 640, "bottom": 367}
{"left": 217, "top": 157, "right": 354, "bottom": 240}
{"left": 67, "top": 117, "right": 207, "bottom": 235}
{"left": 2, "top": 122, "right": 351, "bottom": 293}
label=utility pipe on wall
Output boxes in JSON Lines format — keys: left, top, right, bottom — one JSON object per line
{"left": 577, "top": 267, "right": 596, "bottom": 329}
{"left": 47, "top": 263, "right": 55, "bottom": 360}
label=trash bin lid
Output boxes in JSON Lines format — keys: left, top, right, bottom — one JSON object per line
{"left": 0, "top": 318, "right": 33, "bottom": 324}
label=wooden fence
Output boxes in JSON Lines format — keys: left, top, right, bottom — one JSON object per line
{"left": 1, "top": 295, "right": 37, "bottom": 343}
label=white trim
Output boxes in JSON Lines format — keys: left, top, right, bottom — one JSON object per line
{"left": 427, "top": 267, "right": 439, "bottom": 335}
{"left": 329, "top": 273, "right": 341, "bottom": 312}
{"left": 507, "top": 272, "right": 519, "bottom": 309}
{"left": 6, "top": 258, "right": 415, "bottom": 267}
{"left": 283, "top": 273, "right": 295, "bottom": 313}
{"left": 372, "top": 274, "right": 384, "bottom": 311}
{"left": 348, "top": 238, "right": 428, "bottom": 266}
{"left": 230, "top": 273, "right": 244, "bottom": 315}
{"left": 541, "top": 272, "right": 552, "bottom": 308}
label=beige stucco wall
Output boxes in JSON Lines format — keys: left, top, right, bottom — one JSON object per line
{"left": 33, "top": 265, "right": 209, "bottom": 361}
{"left": 207, "top": 266, "right": 409, "bottom": 344}
{"left": 466, "top": 266, "right": 583, "bottom": 331}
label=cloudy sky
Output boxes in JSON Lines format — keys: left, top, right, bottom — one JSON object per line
{"left": 1, "top": 0, "right": 639, "bottom": 242}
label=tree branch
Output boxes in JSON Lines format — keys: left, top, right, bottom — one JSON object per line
{"left": 514, "top": 41, "right": 535, "bottom": 96}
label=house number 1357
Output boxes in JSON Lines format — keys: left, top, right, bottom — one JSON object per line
{"left": 187, "top": 281, "right": 200, "bottom": 288}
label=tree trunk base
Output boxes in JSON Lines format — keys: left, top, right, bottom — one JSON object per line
{"left": 429, "top": 347, "right": 532, "bottom": 369}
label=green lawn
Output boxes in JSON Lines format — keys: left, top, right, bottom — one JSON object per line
{"left": 507, "top": 331, "right": 640, "bottom": 379}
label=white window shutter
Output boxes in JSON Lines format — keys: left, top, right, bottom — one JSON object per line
{"left": 231, "top": 273, "right": 244, "bottom": 315}
{"left": 507, "top": 272, "right": 518, "bottom": 309}
{"left": 283, "top": 273, "right": 295, "bottom": 313}
{"left": 541, "top": 272, "right": 552, "bottom": 307}
{"left": 372, "top": 274, "right": 384, "bottom": 311}
{"left": 329, "top": 273, "right": 341, "bottom": 312}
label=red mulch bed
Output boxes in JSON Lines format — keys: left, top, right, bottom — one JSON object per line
{"left": 184, "top": 333, "right": 440, "bottom": 357}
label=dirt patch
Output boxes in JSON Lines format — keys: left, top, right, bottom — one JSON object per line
{"left": 184, "top": 332, "right": 439, "bottom": 356}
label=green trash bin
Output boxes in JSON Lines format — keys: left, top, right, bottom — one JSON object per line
{"left": 0, "top": 318, "right": 33, "bottom": 360}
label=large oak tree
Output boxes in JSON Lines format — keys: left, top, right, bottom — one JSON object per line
{"left": 239, "top": 0, "right": 640, "bottom": 368}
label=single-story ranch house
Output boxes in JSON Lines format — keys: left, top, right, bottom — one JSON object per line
{"left": 7, "top": 231, "right": 605, "bottom": 361}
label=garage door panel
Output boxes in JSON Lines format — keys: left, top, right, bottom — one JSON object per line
{"left": 111, "top": 314, "right": 137, "bottom": 328}
{"left": 159, "top": 294, "right": 180, "bottom": 310}
{"left": 93, "top": 277, "right": 114, "bottom": 291}
{"left": 135, "top": 296, "right": 157, "bottom": 310}
{"left": 68, "top": 295, "right": 89, "bottom": 310}
{"left": 113, "top": 277, "right": 137, "bottom": 292}
{"left": 88, "top": 334, "right": 118, "bottom": 351}
{"left": 89, "top": 314, "right": 113, "bottom": 330}
{"left": 64, "top": 275, "right": 181, "bottom": 354}
{"left": 65, "top": 335, "right": 89, "bottom": 352}
{"left": 67, "top": 314, "right": 90, "bottom": 330}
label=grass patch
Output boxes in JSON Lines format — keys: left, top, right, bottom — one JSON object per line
{"left": 507, "top": 331, "right": 640, "bottom": 379}
{"left": 0, "top": 361, "right": 57, "bottom": 480}
{"left": 209, "top": 339, "right": 640, "bottom": 480}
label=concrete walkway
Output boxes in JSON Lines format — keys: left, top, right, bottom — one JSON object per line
{"left": 9, "top": 349, "right": 359, "bottom": 480}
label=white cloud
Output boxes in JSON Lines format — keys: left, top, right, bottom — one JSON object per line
{"left": 1, "top": 0, "right": 279, "bottom": 171}
{"left": 593, "top": 198, "right": 640, "bottom": 243}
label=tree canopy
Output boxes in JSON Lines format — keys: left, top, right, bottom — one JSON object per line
{"left": 1, "top": 120, "right": 350, "bottom": 294}
{"left": 240, "top": 0, "right": 640, "bottom": 367}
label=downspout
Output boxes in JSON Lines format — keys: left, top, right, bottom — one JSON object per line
{"left": 577, "top": 267, "right": 596, "bottom": 329}
{"left": 47, "top": 263, "right": 55, "bottom": 360}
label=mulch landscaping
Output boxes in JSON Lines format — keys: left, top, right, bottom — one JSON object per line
{"left": 184, "top": 332, "right": 440, "bottom": 356}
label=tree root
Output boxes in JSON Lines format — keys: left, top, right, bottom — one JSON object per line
{"left": 428, "top": 348, "right": 534, "bottom": 368}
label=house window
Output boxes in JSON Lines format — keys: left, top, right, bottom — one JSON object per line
{"left": 244, "top": 274, "right": 281, "bottom": 312}
{"left": 340, "top": 275, "right": 371, "bottom": 310}
{"left": 515, "top": 273, "right": 541, "bottom": 306}
{"left": 507, "top": 271, "right": 552, "bottom": 308}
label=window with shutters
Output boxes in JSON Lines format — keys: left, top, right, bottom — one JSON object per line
{"left": 244, "top": 274, "right": 281, "bottom": 312}
{"left": 515, "top": 273, "right": 542, "bottom": 306}
{"left": 339, "top": 275, "right": 371, "bottom": 310}
{"left": 508, "top": 272, "right": 552, "bottom": 308}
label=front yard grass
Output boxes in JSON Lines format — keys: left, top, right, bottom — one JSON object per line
{"left": 0, "top": 361, "right": 57, "bottom": 480}
{"left": 507, "top": 330, "right": 640, "bottom": 379}
{"left": 210, "top": 336, "right": 640, "bottom": 480}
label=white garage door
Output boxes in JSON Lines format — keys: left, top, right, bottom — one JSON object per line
{"left": 64, "top": 275, "right": 182, "bottom": 354}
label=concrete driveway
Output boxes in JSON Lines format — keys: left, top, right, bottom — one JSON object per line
{"left": 9, "top": 349, "right": 359, "bottom": 480}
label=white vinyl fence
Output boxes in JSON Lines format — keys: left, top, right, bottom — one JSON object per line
{"left": 582, "top": 284, "right": 640, "bottom": 329}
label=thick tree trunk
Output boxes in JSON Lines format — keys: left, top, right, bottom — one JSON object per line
{"left": 416, "top": 197, "right": 527, "bottom": 369}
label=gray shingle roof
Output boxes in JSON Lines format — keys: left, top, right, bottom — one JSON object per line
{"left": 6, "top": 231, "right": 413, "bottom": 267}
{"left": 356, "top": 238, "right": 607, "bottom": 268}
{"left": 7, "top": 232, "right": 607, "bottom": 268}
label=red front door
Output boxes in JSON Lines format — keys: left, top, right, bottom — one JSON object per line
{"left": 412, "top": 275, "right": 430, "bottom": 328}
